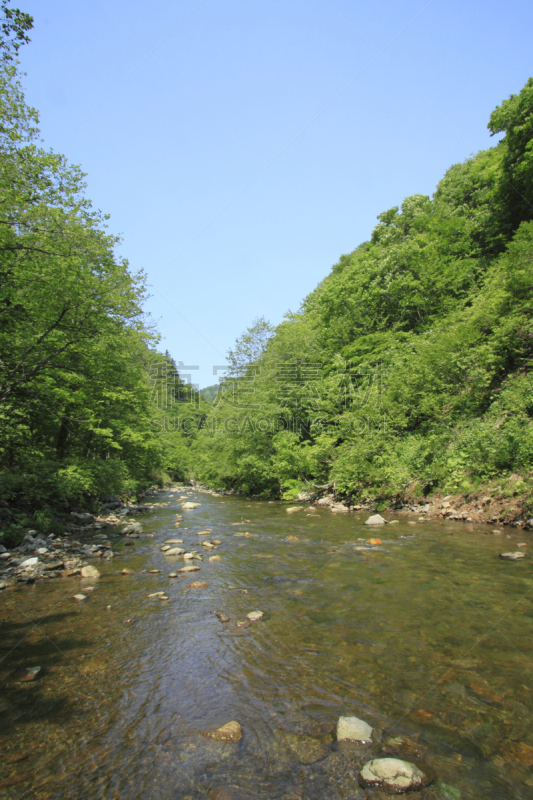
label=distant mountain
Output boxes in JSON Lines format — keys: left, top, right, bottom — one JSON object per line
{"left": 200, "top": 384, "right": 220, "bottom": 404}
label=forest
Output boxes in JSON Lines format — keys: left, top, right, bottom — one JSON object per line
{"left": 1, "top": 1, "right": 532, "bottom": 544}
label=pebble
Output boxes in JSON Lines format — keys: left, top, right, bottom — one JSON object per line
{"left": 209, "top": 555, "right": 222, "bottom": 562}
{"left": 204, "top": 720, "right": 242, "bottom": 742}
{"left": 160, "top": 545, "right": 171, "bottom": 552}
{"left": 517, "top": 543, "right": 527, "bottom": 548}
{"left": 181, "top": 502, "right": 200, "bottom": 509}
{"left": 165, "top": 547, "right": 185, "bottom": 555}
{"left": 246, "top": 610, "right": 264, "bottom": 621}
{"left": 366, "top": 538, "right": 382, "bottom": 546}
{"left": 364, "top": 514, "right": 386, "bottom": 526}
{"left": 165, "top": 539, "right": 183, "bottom": 544}
{"left": 148, "top": 569, "right": 161, "bottom": 573}
{"left": 286, "top": 507, "right": 304, "bottom": 514}
{"left": 499, "top": 552, "right": 526, "bottom": 560}
{"left": 179, "top": 565, "right": 200, "bottom": 573}
{"left": 215, "top": 611, "right": 230, "bottom": 623}
{"left": 148, "top": 592, "right": 165, "bottom": 597}
{"left": 358, "top": 757, "right": 432, "bottom": 792}
{"left": 121, "top": 568, "right": 134, "bottom": 575}
{"left": 159, "top": 595, "right": 169, "bottom": 601}
{"left": 168, "top": 573, "right": 178, "bottom": 578}
{"left": 188, "top": 581, "right": 209, "bottom": 588}
{"left": 336, "top": 715, "right": 373, "bottom": 742}
{"left": 73, "top": 594, "right": 86, "bottom": 602}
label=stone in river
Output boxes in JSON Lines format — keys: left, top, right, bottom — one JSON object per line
{"left": 286, "top": 535, "right": 300, "bottom": 541}
{"left": 286, "top": 506, "right": 303, "bottom": 513}
{"left": 215, "top": 611, "right": 230, "bottom": 623}
{"left": 159, "top": 595, "right": 169, "bottom": 601}
{"left": 161, "top": 545, "right": 171, "bottom": 552}
{"left": 122, "top": 522, "right": 143, "bottom": 535}
{"left": 188, "top": 581, "right": 209, "bottom": 588}
{"left": 148, "top": 569, "right": 160, "bottom": 573}
{"left": 165, "top": 539, "right": 183, "bottom": 544}
{"left": 165, "top": 547, "right": 185, "bottom": 556}
{"left": 212, "top": 539, "right": 222, "bottom": 545}
{"left": 365, "top": 514, "right": 386, "bottom": 526}
{"left": 168, "top": 573, "right": 178, "bottom": 578}
{"left": 201, "top": 541, "right": 215, "bottom": 549}
{"left": 80, "top": 565, "right": 100, "bottom": 579}
{"left": 197, "top": 530, "right": 211, "bottom": 535}
{"left": 366, "top": 538, "right": 382, "bottom": 546}
{"left": 336, "top": 716, "right": 373, "bottom": 742}
{"left": 179, "top": 565, "right": 200, "bottom": 573}
{"left": 209, "top": 555, "right": 222, "bottom": 562}
{"left": 358, "top": 757, "right": 432, "bottom": 792}
{"left": 499, "top": 551, "right": 526, "bottom": 560}
{"left": 15, "top": 666, "right": 42, "bottom": 682}
{"left": 73, "top": 593, "right": 87, "bottom": 602}
{"left": 44, "top": 560, "right": 64, "bottom": 571}
{"left": 204, "top": 721, "right": 242, "bottom": 742}
{"left": 148, "top": 591, "right": 165, "bottom": 598}
{"left": 246, "top": 610, "right": 264, "bottom": 621}
{"left": 183, "top": 552, "right": 195, "bottom": 560}
{"left": 181, "top": 502, "right": 200, "bottom": 509}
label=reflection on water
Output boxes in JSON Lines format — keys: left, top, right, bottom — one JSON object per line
{"left": 1, "top": 490, "right": 533, "bottom": 799}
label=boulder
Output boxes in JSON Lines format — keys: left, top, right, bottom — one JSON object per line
{"left": 336, "top": 716, "right": 373, "bottom": 742}
{"left": 358, "top": 757, "right": 432, "bottom": 793}
{"left": 80, "top": 565, "right": 100, "bottom": 579}
{"left": 365, "top": 514, "right": 386, "bottom": 526}
{"left": 122, "top": 522, "right": 143, "bottom": 535}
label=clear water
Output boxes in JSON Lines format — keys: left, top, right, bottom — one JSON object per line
{"left": 1, "top": 489, "right": 532, "bottom": 799}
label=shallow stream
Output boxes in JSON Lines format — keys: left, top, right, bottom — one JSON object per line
{"left": 1, "top": 489, "right": 533, "bottom": 799}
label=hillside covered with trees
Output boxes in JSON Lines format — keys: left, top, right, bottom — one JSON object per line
{"left": 0, "top": 3, "right": 204, "bottom": 542}
{"left": 191, "top": 78, "right": 533, "bottom": 510}
{"left": 1, "top": 0, "right": 532, "bottom": 541}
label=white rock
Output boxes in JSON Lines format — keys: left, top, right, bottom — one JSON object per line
{"left": 73, "top": 593, "right": 87, "bottom": 602}
{"left": 499, "top": 551, "right": 526, "bottom": 560}
{"left": 165, "top": 547, "right": 185, "bottom": 556}
{"left": 80, "top": 565, "right": 100, "bottom": 579}
{"left": 364, "top": 514, "right": 386, "bottom": 526}
{"left": 246, "top": 610, "right": 264, "bottom": 621}
{"left": 359, "top": 758, "right": 430, "bottom": 792}
{"left": 286, "top": 506, "right": 303, "bottom": 513}
{"left": 21, "top": 557, "right": 39, "bottom": 568}
{"left": 336, "top": 716, "right": 373, "bottom": 742}
{"left": 181, "top": 502, "right": 200, "bottom": 509}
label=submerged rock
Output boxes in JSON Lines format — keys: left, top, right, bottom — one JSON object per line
{"left": 204, "top": 721, "right": 242, "bottom": 742}
{"left": 336, "top": 715, "right": 373, "bottom": 742}
{"left": 365, "top": 514, "right": 386, "bottom": 526}
{"left": 358, "top": 757, "right": 432, "bottom": 793}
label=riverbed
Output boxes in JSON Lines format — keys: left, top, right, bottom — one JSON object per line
{"left": 1, "top": 488, "right": 532, "bottom": 799}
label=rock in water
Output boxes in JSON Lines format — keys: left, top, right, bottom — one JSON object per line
{"left": 73, "top": 594, "right": 87, "bottom": 602}
{"left": 80, "top": 565, "right": 100, "bottom": 579}
{"left": 122, "top": 522, "right": 143, "bottom": 535}
{"left": 178, "top": 565, "right": 200, "bottom": 573}
{"left": 499, "top": 552, "right": 526, "bottom": 560}
{"left": 15, "top": 666, "right": 42, "bottom": 682}
{"left": 204, "top": 721, "right": 242, "bottom": 742}
{"left": 365, "top": 514, "right": 386, "bottom": 525}
{"left": 181, "top": 502, "right": 200, "bottom": 509}
{"left": 366, "top": 538, "right": 382, "bottom": 546}
{"left": 246, "top": 610, "right": 264, "bottom": 621}
{"left": 165, "top": 547, "right": 185, "bottom": 556}
{"left": 336, "top": 716, "right": 373, "bottom": 742}
{"left": 358, "top": 758, "right": 432, "bottom": 792}
{"left": 286, "top": 506, "right": 303, "bottom": 513}
{"left": 121, "top": 568, "right": 134, "bottom": 575}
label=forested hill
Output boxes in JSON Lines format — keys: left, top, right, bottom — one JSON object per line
{"left": 191, "top": 79, "right": 533, "bottom": 510}
{"left": 1, "top": 1, "right": 532, "bottom": 544}
{"left": 0, "top": 4, "right": 206, "bottom": 543}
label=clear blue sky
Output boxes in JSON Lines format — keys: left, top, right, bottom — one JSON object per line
{"left": 20, "top": 0, "right": 533, "bottom": 387}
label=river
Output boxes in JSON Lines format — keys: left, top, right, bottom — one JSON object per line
{"left": 1, "top": 487, "right": 532, "bottom": 799}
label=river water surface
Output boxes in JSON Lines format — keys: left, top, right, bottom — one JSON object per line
{"left": 1, "top": 489, "right": 533, "bottom": 800}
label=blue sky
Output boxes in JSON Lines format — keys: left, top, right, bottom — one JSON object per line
{"left": 20, "top": 0, "right": 533, "bottom": 387}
